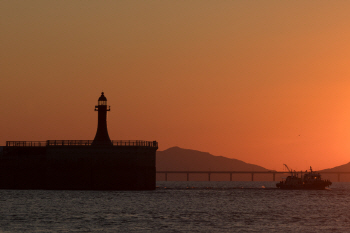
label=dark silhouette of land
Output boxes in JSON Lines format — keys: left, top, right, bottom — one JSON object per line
{"left": 156, "top": 147, "right": 274, "bottom": 181}
{"left": 156, "top": 147, "right": 350, "bottom": 182}
{"left": 320, "top": 162, "right": 350, "bottom": 172}
{"left": 319, "top": 163, "right": 350, "bottom": 182}
{"left": 156, "top": 146, "right": 268, "bottom": 171}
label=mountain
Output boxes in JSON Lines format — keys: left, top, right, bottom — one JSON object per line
{"left": 156, "top": 146, "right": 269, "bottom": 171}
{"left": 320, "top": 162, "right": 350, "bottom": 172}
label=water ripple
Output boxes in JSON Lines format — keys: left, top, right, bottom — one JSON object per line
{"left": 0, "top": 182, "right": 349, "bottom": 232}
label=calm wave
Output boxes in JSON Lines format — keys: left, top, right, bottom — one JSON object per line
{"left": 1, "top": 181, "right": 349, "bottom": 232}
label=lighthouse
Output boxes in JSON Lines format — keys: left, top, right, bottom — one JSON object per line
{"left": 92, "top": 92, "right": 112, "bottom": 146}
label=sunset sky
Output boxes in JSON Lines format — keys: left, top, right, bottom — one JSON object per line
{"left": 2, "top": 1, "right": 350, "bottom": 170}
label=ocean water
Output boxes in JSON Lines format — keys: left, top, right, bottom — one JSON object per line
{"left": 0, "top": 181, "right": 349, "bottom": 232}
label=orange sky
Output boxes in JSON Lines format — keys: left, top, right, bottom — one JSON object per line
{"left": 2, "top": 1, "right": 350, "bottom": 170}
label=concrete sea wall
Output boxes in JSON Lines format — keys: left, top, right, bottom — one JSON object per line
{"left": 0, "top": 146, "right": 156, "bottom": 190}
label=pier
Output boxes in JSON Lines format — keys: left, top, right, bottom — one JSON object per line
{"left": 0, "top": 92, "right": 158, "bottom": 190}
{"left": 157, "top": 171, "right": 350, "bottom": 182}
{"left": 5, "top": 140, "right": 158, "bottom": 148}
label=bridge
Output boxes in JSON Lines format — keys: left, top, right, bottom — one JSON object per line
{"left": 156, "top": 171, "right": 350, "bottom": 182}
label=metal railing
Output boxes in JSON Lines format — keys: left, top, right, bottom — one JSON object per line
{"left": 47, "top": 140, "right": 93, "bottom": 146}
{"left": 6, "top": 141, "right": 46, "bottom": 147}
{"left": 112, "top": 140, "right": 158, "bottom": 147}
{"left": 6, "top": 140, "right": 158, "bottom": 148}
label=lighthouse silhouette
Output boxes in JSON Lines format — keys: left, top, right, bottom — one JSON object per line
{"left": 92, "top": 92, "right": 112, "bottom": 146}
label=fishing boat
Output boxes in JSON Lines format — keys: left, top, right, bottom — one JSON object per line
{"left": 276, "top": 164, "right": 332, "bottom": 190}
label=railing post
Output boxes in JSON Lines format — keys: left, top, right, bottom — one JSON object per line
{"left": 187, "top": 173, "right": 189, "bottom": 181}
{"left": 273, "top": 173, "right": 275, "bottom": 181}
{"left": 338, "top": 173, "right": 341, "bottom": 182}
{"left": 208, "top": 173, "right": 211, "bottom": 181}
{"left": 251, "top": 173, "right": 254, "bottom": 181}
{"left": 165, "top": 173, "right": 167, "bottom": 181}
{"left": 230, "top": 173, "right": 232, "bottom": 181}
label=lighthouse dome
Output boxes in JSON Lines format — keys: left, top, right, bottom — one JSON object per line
{"left": 98, "top": 92, "right": 107, "bottom": 101}
{"left": 98, "top": 92, "right": 107, "bottom": 105}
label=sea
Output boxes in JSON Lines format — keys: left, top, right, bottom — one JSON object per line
{"left": 0, "top": 181, "right": 349, "bottom": 233}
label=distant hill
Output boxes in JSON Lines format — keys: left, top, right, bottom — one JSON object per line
{"left": 156, "top": 147, "right": 269, "bottom": 171}
{"left": 320, "top": 162, "right": 350, "bottom": 172}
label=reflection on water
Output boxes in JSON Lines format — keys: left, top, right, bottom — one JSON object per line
{"left": 0, "top": 181, "right": 349, "bottom": 232}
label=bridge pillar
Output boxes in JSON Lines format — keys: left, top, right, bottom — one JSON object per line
{"left": 230, "top": 173, "right": 232, "bottom": 181}
{"left": 251, "top": 173, "right": 254, "bottom": 181}
{"left": 187, "top": 173, "right": 189, "bottom": 181}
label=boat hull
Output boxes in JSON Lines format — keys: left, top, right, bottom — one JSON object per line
{"left": 276, "top": 182, "right": 332, "bottom": 190}
{"left": 276, "top": 183, "right": 331, "bottom": 190}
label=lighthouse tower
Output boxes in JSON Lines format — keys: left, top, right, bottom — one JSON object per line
{"left": 92, "top": 92, "right": 112, "bottom": 146}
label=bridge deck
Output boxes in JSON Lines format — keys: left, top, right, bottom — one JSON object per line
{"left": 156, "top": 171, "right": 350, "bottom": 182}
